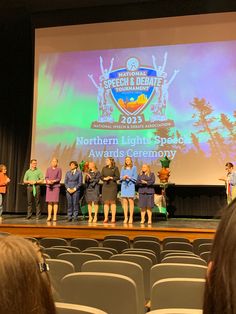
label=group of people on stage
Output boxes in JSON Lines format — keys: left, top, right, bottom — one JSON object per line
{"left": 1, "top": 158, "right": 236, "bottom": 223}
{"left": 22, "top": 156, "right": 156, "bottom": 224}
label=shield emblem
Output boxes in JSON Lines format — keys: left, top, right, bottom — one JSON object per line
{"left": 108, "top": 67, "right": 156, "bottom": 116}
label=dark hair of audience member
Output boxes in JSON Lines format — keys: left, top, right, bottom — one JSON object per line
{"left": 0, "top": 236, "right": 56, "bottom": 314}
{"left": 203, "top": 198, "right": 236, "bottom": 314}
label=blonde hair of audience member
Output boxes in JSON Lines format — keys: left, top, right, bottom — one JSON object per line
{"left": 87, "top": 161, "right": 99, "bottom": 223}
{"left": 203, "top": 198, "right": 236, "bottom": 314}
{"left": 122, "top": 157, "right": 135, "bottom": 224}
{"left": 0, "top": 236, "right": 56, "bottom": 314}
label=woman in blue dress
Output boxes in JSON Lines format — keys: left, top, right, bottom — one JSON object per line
{"left": 120, "top": 157, "right": 137, "bottom": 224}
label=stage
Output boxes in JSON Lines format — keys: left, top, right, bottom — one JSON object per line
{"left": 0, "top": 215, "right": 218, "bottom": 241}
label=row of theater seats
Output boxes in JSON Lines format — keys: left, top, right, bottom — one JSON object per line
{"left": 28, "top": 235, "right": 212, "bottom": 314}
{"left": 0, "top": 232, "right": 211, "bottom": 313}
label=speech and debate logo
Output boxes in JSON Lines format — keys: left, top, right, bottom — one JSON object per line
{"left": 88, "top": 54, "right": 179, "bottom": 130}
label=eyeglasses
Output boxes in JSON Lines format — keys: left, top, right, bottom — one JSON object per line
{"left": 39, "top": 262, "right": 49, "bottom": 273}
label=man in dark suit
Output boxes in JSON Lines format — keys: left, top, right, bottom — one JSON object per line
{"left": 64, "top": 161, "right": 82, "bottom": 221}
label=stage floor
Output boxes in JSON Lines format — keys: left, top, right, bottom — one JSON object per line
{"left": 0, "top": 215, "right": 218, "bottom": 241}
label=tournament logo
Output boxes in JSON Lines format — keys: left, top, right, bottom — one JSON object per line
{"left": 89, "top": 54, "right": 179, "bottom": 129}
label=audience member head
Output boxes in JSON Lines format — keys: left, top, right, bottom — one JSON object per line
{"left": 203, "top": 198, "right": 236, "bottom": 314}
{"left": 0, "top": 236, "right": 56, "bottom": 314}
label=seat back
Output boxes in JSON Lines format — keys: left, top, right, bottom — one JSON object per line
{"left": 110, "top": 253, "right": 152, "bottom": 300}
{"left": 148, "top": 309, "right": 203, "bottom": 313}
{"left": 82, "top": 260, "right": 145, "bottom": 314}
{"left": 40, "top": 237, "right": 68, "bottom": 248}
{"left": 83, "top": 249, "right": 113, "bottom": 260}
{"left": 58, "top": 253, "right": 102, "bottom": 271}
{"left": 71, "top": 238, "right": 99, "bottom": 250}
{"left": 162, "top": 237, "right": 190, "bottom": 247}
{"left": 151, "top": 278, "right": 205, "bottom": 310}
{"left": 133, "top": 240, "right": 161, "bottom": 262}
{"left": 164, "top": 242, "right": 193, "bottom": 252}
{"left": 53, "top": 246, "right": 81, "bottom": 253}
{"left": 160, "top": 250, "right": 195, "bottom": 261}
{"left": 192, "top": 238, "right": 213, "bottom": 255}
{"left": 103, "top": 239, "right": 129, "bottom": 253}
{"left": 161, "top": 256, "right": 207, "bottom": 266}
{"left": 56, "top": 302, "right": 108, "bottom": 314}
{"left": 61, "top": 272, "right": 138, "bottom": 314}
{"left": 150, "top": 263, "right": 207, "bottom": 289}
{"left": 123, "top": 250, "right": 157, "bottom": 264}
{"left": 44, "top": 247, "right": 72, "bottom": 258}
{"left": 198, "top": 243, "right": 212, "bottom": 255}
{"left": 104, "top": 234, "right": 130, "bottom": 245}
{"left": 133, "top": 235, "right": 161, "bottom": 243}
{"left": 47, "top": 259, "right": 74, "bottom": 298}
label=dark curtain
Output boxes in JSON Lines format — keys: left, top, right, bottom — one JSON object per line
{"left": 0, "top": 9, "right": 33, "bottom": 212}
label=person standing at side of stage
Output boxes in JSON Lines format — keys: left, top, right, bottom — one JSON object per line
{"left": 45, "top": 158, "right": 62, "bottom": 222}
{"left": 23, "top": 159, "right": 44, "bottom": 220}
{"left": 219, "top": 162, "right": 236, "bottom": 204}
{"left": 0, "top": 164, "right": 10, "bottom": 219}
{"left": 85, "top": 162, "right": 101, "bottom": 223}
{"left": 137, "top": 164, "right": 155, "bottom": 224}
{"left": 64, "top": 161, "right": 82, "bottom": 222}
{"left": 101, "top": 157, "right": 120, "bottom": 223}
{"left": 120, "top": 156, "right": 137, "bottom": 224}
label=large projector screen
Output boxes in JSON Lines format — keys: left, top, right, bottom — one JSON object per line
{"left": 33, "top": 12, "right": 236, "bottom": 185}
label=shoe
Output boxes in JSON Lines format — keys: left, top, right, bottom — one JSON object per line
{"left": 47, "top": 217, "right": 51, "bottom": 222}
{"left": 36, "top": 216, "right": 41, "bottom": 220}
{"left": 88, "top": 217, "right": 93, "bottom": 223}
{"left": 52, "top": 218, "right": 57, "bottom": 222}
{"left": 67, "top": 217, "right": 72, "bottom": 222}
{"left": 140, "top": 220, "right": 145, "bottom": 224}
{"left": 73, "top": 217, "right": 79, "bottom": 222}
{"left": 25, "top": 215, "right": 32, "bottom": 220}
{"left": 123, "top": 218, "right": 128, "bottom": 224}
{"left": 103, "top": 219, "right": 108, "bottom": 223}
{"left": 128, "top": 219, "right": 133, "bottom": 224}
{"left": 111, "top": 220, "right": 116, "bottom": 224}
{"left": 93, "top": 217, "right": 97, "bottom": 223}
{"left": 148, "top": 221, "right": 152, "bottom": 225}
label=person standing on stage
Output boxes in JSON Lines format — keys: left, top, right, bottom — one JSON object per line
{"left": 101, "top": 157, "right": 120, "bottom": 223}
{"left": 45, "top": 158, "right": 62, "bottom": 222}
{"left": 120, "top": 157, "right": 137, "bottom": 224}
{"left": 219, "top": 162, "right": 236, "bottom": 204}
{"left": 137, "top": 164, "right": 155, "bottom": 224}
{"left": 0, "top": 164, "right": 10, "bottom": 219}
{"left": 64, "top": 161, "right": 82, "bottom": 222}
{"left": 85, "top": 162, "right": 101, "bottom": 223}
{"left": 23, "top": 159, "right": 44, "bottom": 220}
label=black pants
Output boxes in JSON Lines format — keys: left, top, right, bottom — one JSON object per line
{"left": 26, "top": 185, "right": 41, "bottom": 217}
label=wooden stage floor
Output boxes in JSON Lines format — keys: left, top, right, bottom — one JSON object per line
{"left": 0, "top": 215, "right": 218, "bottom": 241}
